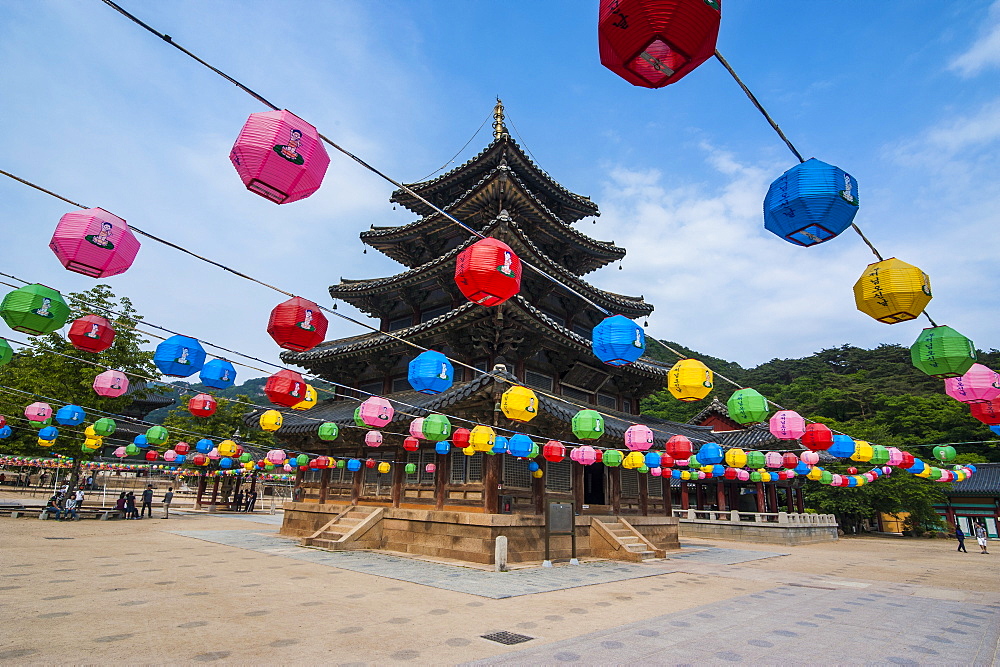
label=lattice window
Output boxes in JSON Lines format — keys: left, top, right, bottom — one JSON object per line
{"left": 525, "top": 370, "right": 554, "bottom": 391}
{"left": 503, "top": 455, "right": 532, "bottom": 489}
{"left": 621, "top": 468, "right": 639, "bottom": 497}
{"left": 418, "top": 451, "right": 435, "bottom": 484}
{"left": 358, "top": 381, "right": 383, "bottom": 397}
{"left": 391, "top": 376, "right": 411, "bottom": 392}
{"left": 562, "top": 385, "right": 591, "bottom": 402}
{"left": 597, "top": 393, "right": 617, "bottom": 409}
{"left": 451, "top": 454, "right": 467, "bottom": 483}
{"left": 468, "top": 452, "right": 483, "bottom": 482}
{"left": 545, "top": 460, "right": 571, "bottom": 492}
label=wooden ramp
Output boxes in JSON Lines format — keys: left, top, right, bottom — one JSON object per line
{"left": 300, "top": 506, "right": 383, "bottom": 551}
{"left": 590, "top": 517, "right": 665, "bottom": 562}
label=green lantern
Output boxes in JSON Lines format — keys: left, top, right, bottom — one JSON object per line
{"left": 92, "top": 417, "right": 116, "bottom": 436}
{"left": 0, "top": 338, "right": 13, "bottom": 366}
{"left": 572, "top": 409, "right": 605, "bottom": 440}
{"left": 404, "top": 463, "right": 417, "bottom": 474}
{"left": 336, "top": 459, "right": 345, "bottom": 468}
{"left": 910, "top": 326, "right": 977, "bottom": 379}
{"left": 927, "top": 467, "right": 944, "bottom": 480}
{"left": 0, "top": 284, "right": 71, "bottom": 335}
{"left": 265, "top": 462, "right": 275, "bottom": 470}
{"left": 933, "top": 445, "right": 956, "bottom": 462}
{"left": 820, "top": 470, "right": 833, "bottom": 484}
{"left": 638, "top": 465, "right": 649, "bottom": 474}
{"left": 353, "top": 407, "right": 366, "bottom": 428}
{"left": 125, "top": 444, "right": 139, "bottom": 456}
{"left": 145, "top": 425, "right": 168, "bottom": 446}
{"left": 239, "top": 453, "right": 251, "bottom": 463}
{"left": 28, "top": 417, "right": 52, "bottom": 429}
{"left": 727, "top": 388, "right": 770, "bottom": 424}
{"left": 528, "top": 443, "right": 539, "bottom": 459}
{"left": 750, "top": 471, "right": 762, "bottom": 482}
{"left": 689, "top": 452, "right": 701, "bottom": 468}
{"left": 603, "top": 449, "right": 623, "bottom": 467}
{"left": 869, "top": 445, "right": 890, "bottom": 466}
{"left": 422, "top": 414, "right": 451, "bottom": 442}
{"left": 745, "top": 450, "right": 766, "bottom": 469}
{"left": 80, "top": 444, "right": 92, "bottom": 453}
{"left": 318, "top": 422, "right": 339, "bottom": 441}
{"left": 295, "top": 454, "right": 309, "bottom": 467}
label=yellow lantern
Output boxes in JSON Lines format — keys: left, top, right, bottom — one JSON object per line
{"left": 853, "top": 258, "right": 931, "bottom": 324}
{"left": 259, "top": 409, "right": 283, "bottom": 432}
{"left": 37, "top": 438, "right": 54, "bottom": 446}
{"left": 680, "top": 470, "right": 691, "bottom": 480}
{"left": 84, "top": 425, "right": 98, "bottom": 438}
{"left": 724, "top": 448, "right": 747, "bottom": 468}
{"left": 623, "top": 451, "right": 645, "bottom": 469}
{"left": 854, "top": 476, "right": 866, "bottom": 486}
{"left": 531, "top": 469, "right": 544, "bottom": 478}
{"left": 915, "top": 467, "right": 933, "bottom": 478}
{"left": 807, "top": 467, "right": 824, "bottom": 481}
{"left": 700, "top": 465, "right": 713, "bottom": 474}
{"left": 218, "top": 440, "right": 238, "bottom": 457}
{"left": 463, "top": 446, "right": 476, "bottom": 456}
{"left": 243, "top": 461, "right": 254, "bottom": 471}
{"left": 291, "top": 384, "right": 317, "bottom": 411}
{"left": 500, "top": 385, "right": 538, "bottom": 422}
{"left": 84, "top": 436, "right": 103, "bottom": 449}
{"left": 667, "top": 359, "right": 713, "bottom": 402}
{"left": 469, "top": 425, "right": 496, "bottom": 452}
{"left": 377, "top": 462, "right": 391, "bottom": 474}
{"left": 760, "top": 471, "right": 772, "bottom": 482}
{"left": 851, "top": 440, "right": 873, "bottom": 462}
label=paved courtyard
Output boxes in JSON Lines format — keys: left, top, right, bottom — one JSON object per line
{"left": 1, "top": 507, "right": 998, "bottom": 664}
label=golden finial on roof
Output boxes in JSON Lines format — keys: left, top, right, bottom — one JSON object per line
{"left": 493, "top": 98, "right": 507, "bottom": 139}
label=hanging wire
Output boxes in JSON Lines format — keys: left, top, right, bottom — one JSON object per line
{"left": 413, "top": 113, "right": 493, "bottom": 182}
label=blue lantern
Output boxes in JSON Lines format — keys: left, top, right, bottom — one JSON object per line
{"left": 871, "top": 467, "right": 882, "bottom": 477}
{"left": 175, "top": 454, "right": 186, "bottom": 464}
{"left": 508, "top": 434, "right": 533, "bottom": 458}
{"left": 967, "top": 463, "right": 978, "bottom": 473}
{"left": 847, "top": 476, "right": 858, "bottom": 487}
{"left": 991, "top": 425, "right": 1000, "bottom": 436}
{"left": 407, "top": 350, "right": 454, "bottom": 395}
{"left": 39, "top": 426, "right": 59, "bottom": 440}
{"left": 671, "top": 469, "right": 681, "bottom": 479}
{"left": 711, "top": 464, "right": 726, "bottom": 476}
{"left": 154, "top": 335, "right": 207, "bottom": 378}
{"left": 763, "top": 158, "right": 860, "bottom": 247}
{"left": 906, "top": 458, "right": 926, "bottom": 474}
{"left": 434, "top": 441, "right": 451, "bottom": 455}
{"left": 195, "top": 439, "right": 213, "bottom": 454}
{"left": 492, "top": 436, "right": 509, "bottom": 455}
{"left": 347, "top": 458, "right": 362, "bottom": 472}
{"left": 200, "top": 358, "right": 237, "bottom": 389}
{"left": 132, "top": 434, "right": 148, "bottom": 448}
{"left": 55, "top": 404, "right": 85, "bottom": 426}
{"left": 286, "top": 457, "right": 298, "bottom": 468}
{"left": 219, "top": 457, "right": 233, "bottom": 468}
{"left": 828, "top": 434, "right": 856, "bottom": 458}
{"left": 528, "top": 461, "right": 540, "bottom": 472}
{"left": 644, "top": 452, "right": 660, "bottom": 468}
{"left": 592, "top": 315, "right": 645, "bottom": 366}
{"left": 0, "top": 425, "right": 11, "bottom": 438}
{"left": 794, "top": 461, "right": 810, "bottom": 475}
{"left": 697, "top": 443, "right": 723, "bottom": 465}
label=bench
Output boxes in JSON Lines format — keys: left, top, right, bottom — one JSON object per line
{"left": 38, "top": 507, "right": 125, "bottom": 520}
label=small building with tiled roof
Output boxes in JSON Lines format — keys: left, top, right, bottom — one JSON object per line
{"left": 935, "top": 462, "right": 1000, "bottom": 538}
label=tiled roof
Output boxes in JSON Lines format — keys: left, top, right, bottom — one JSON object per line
{"left": 948, "top": 462, "right": 1000, "bottom": 496}
{"left": 687, "top": 397, "right": 729, "bottom": 425}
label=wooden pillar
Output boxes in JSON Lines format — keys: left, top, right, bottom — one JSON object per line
{"left": 319, "top": 468, "right": 330, "bottom": 505}
{"left": 195, "top": 473, "right": 207, "bottom": 509}
{"left": 696, "top": 483, "right": 706, "bottom": 510}
{"left": 483, "top": 453, "right": 500, "bottom": 514}
{"left": 716, "top": 480, "right": 727, "bottom": 512}
{"left": 434, "top": 453, "right": 448, "bottom": 510}
{"left": 294, "top": 468, "right": 305, "bottom": 503}
{"left": 767, "top": 484, "right": 779, "bottom": 514}
{"left": 661, "top": 476, "right": 673, "bottom": 516}
{"left": 785, "top": 486, "right": 794, "bottom": 513}
{"left": 390, "top": 455, "right": 404, "bottom": 508}
{"left": 609, "top": 467, "right": 622, "bottom": 515}
{"left": 531, "top": 460, "right": 545, "bottom": 516}
{"left": 209, "top": 476, "right": 220, "bottom": 510}
{"left": 680, "top": 482, "right": 689, "bottom": 510}
{"left": 796, "top": 487, "right": 805, "bottom": 514}
{"left": 350, "top": 468, "right": 363, "bottom": 505}
{"left": 638, "top": 473, "right": 649, "bottom": 516}
{"left": 572, "top": 462, "right": 585, "bottom": 513}
{"left": 729, "top": 483, "right": 740, "bottom": 512}
{"left": 754, "top": 482, "right": 766, "bottom": 513}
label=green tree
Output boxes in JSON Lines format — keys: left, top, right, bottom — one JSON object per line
{"left": 0, "top": 284, "right": 160, "bottom": 491}
{"left": 162, "top": 393, "right": 274, "bottom": 451}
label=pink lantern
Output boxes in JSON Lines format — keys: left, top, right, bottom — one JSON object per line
{"left": 93, "top": 370, "right": 129, "bottom": 398}
{"left": 830, "top": 474, "right": 844, "bottom": 486}
{"left": 49, "top": 208, "right": 141, "bottom": 278}
{"left": 113, "top": 446, "right": 127, "bottom": 458}
{"left": 359, "top": 397, "right": 394, "bottom": 428}
{"left": 266, "top": 449, "right": 286, "bottom": 465}
{"left": 650, "top": 467, "right": 662, "bottom": 477}
{"left": 163, "top": 450, "right": 177, "bottom": 462}
{"left": 425, "top": 463, "right": 437, "bottom": 473}
{"left": 409, "top": 418, "right": 425, "bottom": 440}
{"left": 571, "top": 445, "right": 598, "bottom": 466}
{"left": 800, "top": 451, "right": 819, "bottom": 465}
{"left": 283, "top": 464, "right": 293, "bottom": 472}
{"left": 229, "top": 110, "right": 331, "bottom": 204}
{"left": 737, "top": 470, "right": 750, "bottom": 481}
{"left": 207, "top": 448, "right": 220, "bottom": 460}
{"left": 784, "top": 470, "right": 796, "bottom": 479}
{"left": 886, "top": 447, "right": 904, "bottom": 466}
{"left": 769, "top": 410, "right": 806, "bottom": 440}
{"left": 864, "top": 472, "right": 876, "bottom": 482}
{"left": 764, "top": 451, "right": 783, "bottom": 468}
{"left": 674, "top": 458, "right": 689, "bottom": 468}
{"left": 25, "top": 402, "right": 52, "bottom": 422}
{"left": 945, "top": 364, "right": 1000, "bottom": 404}
{"left": 365, "top": 431, "right": 383, "bottom": 447}
{"left": 697, "top": 471, "right": 706, "bottom": 480}
{"left": 624, "top": 424, "right": 654, "bottom": 451}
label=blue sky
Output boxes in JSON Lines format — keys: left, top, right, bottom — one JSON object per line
{"left": 1, "top": 0, "right": 999, "bottom": 373}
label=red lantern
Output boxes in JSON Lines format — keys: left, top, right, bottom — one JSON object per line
{"left": 309, "top": 458, "right": 322, "bottom": 469}
{"left": 454, "top": 238, "right": 522, "bottom": 306}
{"left": 723, "top": 467, "right": 738, "bottom": 480}
{"left": 660, "top": 453, "right": 675, "bottom": 468}
{"left": 0, "top": 415, "right": 5, "bottom": 429}
{"left": 899, "top": 452, "right": 915, "bottom": 468}
{"left": 266, "top": 296, "right": 328, "bottom": 352}
{"left": 191, "top": 453, "right": 207, "bottom": 466}
{"left": 665, "top": 435, "right": 692, "bottom": 459}
{"left": 365, "top": 458, "right": 377, "bottom": 469}
{"left": 781, "top": 453, "right": 799, "bottom": 469}
{"left": 403, "top": 437, "right": 420, "bottom": 452}
{"left": 452, "top": 428, "right": 471, "bottom": 449}
{"left": 847, "top": 466, "right": 858, "bottom": 475}
{"left": 264, "top": 369, "right": 307, "bottom": 407}
{"left": 970, "top": 398, "right": 1000, "bottom": 425}
{"left": 594, "top": 449, "right": 604, "bottom": 463}
{"left": 598, "top": 0, "right": 721, "bottom": 89}
{"left": 145, "top": 450, "right": 158, "bottom": 461}
{"left": 542, "top": 440, "right": 566, "bottom": 462}
{"left": 314, "top": 456, "right": 329, "bottom": 468}
{"left": 801, "top": 423, "right": 834, "bottom": 451}
{"left": 67, "top": 314, "right": 116, "bottom": 353}
{"left": 188, "top": 393, "right": 217, "bottom": 417}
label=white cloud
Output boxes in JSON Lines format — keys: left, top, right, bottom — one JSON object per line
{"left": 949, "top": 1, "right": 1000, "bottom": 76}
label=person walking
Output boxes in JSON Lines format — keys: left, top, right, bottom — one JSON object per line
{"left": 161, "top": 487, "right": 174, "bottom": 519}
{"left": 140, "top": 485, "right": 154, "bottom": 518}
{"left": 245, "top": 489, "right": 258, "bottom": 513}
{"left": 956, "top": 526, "right": 968, "bottom": 552}
{"left": 975, "top": 523, "right": 990, "bottom": 554}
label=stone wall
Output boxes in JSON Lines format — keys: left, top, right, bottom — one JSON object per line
{"left": 678, "top": 521, "right": 839, "bottom": 545}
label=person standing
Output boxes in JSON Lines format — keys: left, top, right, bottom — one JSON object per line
{"left": 245, "top": 489, "right": 257, "bottom": 513}
{"left": 125, "top": 491, "right": 137, "bottom": 519}
{"left": 975, "top": 523, "right": 990, "bottom": 554}
{"left": 233, "top": 488, "right": 244, "bottom": 513}
{"left": 140, "top": 485, "right": 154, "bottom": 518}
{"left": 161, "top": 487, "right": 174, "bottom": 519}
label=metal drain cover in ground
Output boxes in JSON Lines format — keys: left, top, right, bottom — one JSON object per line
{"left": 481, "top": 631, "right": 534, "bottom": 645}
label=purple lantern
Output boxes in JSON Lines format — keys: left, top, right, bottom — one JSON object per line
{"left": 49, "top": 208, "right": 141, "bottom": 278}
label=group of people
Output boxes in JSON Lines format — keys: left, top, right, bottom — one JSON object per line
{"left": 43, "top": 487, "right": 85, "bottom": 521}
{"left": 231, "top": 488, "right": 259, "bottom": 513}
{"left": 113, "top": 485, "right": 175, "bottom": 519}
{"left": 956, "top": 523, "right": 991, "bottom": 554}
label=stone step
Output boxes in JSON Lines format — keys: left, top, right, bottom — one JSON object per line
{"left": 617, "top": 536, "right": 641, "bottom": 544}
{"left": 320, "top": 532, "right": 345, "bottom": 540}
{"left": 624, "top": 543, "right": 650, "bottom": 552}
{"left": 310, "top": 539, "right": 340, "bottom": 549}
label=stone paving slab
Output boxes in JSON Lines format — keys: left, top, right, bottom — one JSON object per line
{"left": 465, "top": 585, "right": 1000, "bottom": 666}
{"left": 173, "top": 529, "right": 683, "bottom": 598}
{"left": 665, "top": 545, "right": 790, "bottom": 565}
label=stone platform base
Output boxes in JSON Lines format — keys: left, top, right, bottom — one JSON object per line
{"left": 281, "top": 502, "right": 679, "bottom": 564}
{"left": 678, "top": 521, "right": 838, "bottom": 546}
